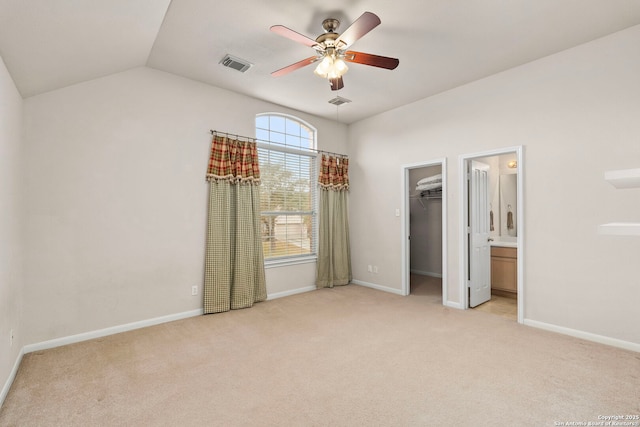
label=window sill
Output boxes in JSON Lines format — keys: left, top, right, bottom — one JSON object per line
{"left": 264, "top": 255, "right": 317, "bottom": 269}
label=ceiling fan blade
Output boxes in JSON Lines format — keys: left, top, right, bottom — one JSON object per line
{"left": 329, "top": 76, "right": 344, "bottom": 91}
{"left": 271, "top": 56, "right": 319, "bottom": 77}
{"left": 270, "top": 25, "right": 322, "bottom": 50}
{"left": 335, "top": 12, "right": 381, "bottom": 49}
{"left": 344, "top": 51, "right": 399, "bottom": 70}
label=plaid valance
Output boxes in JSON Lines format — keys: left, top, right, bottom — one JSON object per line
{"left": 206, "top": 135, "right": 260, "bottom": 184}
{"left": 319, "top": 154, "right": 349, "bottom": 190}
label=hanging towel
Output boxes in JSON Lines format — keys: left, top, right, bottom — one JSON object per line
{"left": 507, "top": 210, "right": 514, "bottom": 230}
{"left": 490, "top": 210, "right": 494, "bottom": 231}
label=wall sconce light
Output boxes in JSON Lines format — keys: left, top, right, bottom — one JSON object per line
{"left": 507, "top": 160, "right": 517, "bottom": 169}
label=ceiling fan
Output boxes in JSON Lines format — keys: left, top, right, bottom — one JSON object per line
{"left": 270, "top": 11, "right": 399, "bottom": 91}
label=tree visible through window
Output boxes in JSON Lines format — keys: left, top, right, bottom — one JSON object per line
{"left": 256, "top": 114, "right": 317, "bottom": 260}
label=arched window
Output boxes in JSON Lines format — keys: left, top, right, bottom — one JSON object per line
{"left": 256, "top": 114, "right": 317, "bottom": 262}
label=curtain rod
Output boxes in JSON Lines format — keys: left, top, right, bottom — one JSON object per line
{"left": 210, "top": 130, "right": 347, "bottom": 158}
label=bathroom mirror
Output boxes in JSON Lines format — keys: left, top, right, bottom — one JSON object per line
{"left": 499, "top": 174, "right": 517, "bottom": 237}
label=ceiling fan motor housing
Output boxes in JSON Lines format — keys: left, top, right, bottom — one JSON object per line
{"left": 316, "top": 19, "right": 342, "bottom": 48}
{"left": 322, "top": 18, "right": 340, "bottom": 33}
{"left": 316, "top": 33, "right": 339, "bottom": 48}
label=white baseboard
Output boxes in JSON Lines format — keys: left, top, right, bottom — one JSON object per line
{"left": 355, "top": 279, "right": 462, "bottom": 308}
{"left": 17, "top": 286, "right": 321, "bottom": 356}
{"left": 352, "top": 280, "right": 404, "bottom": 296}
{"left": 267, "top": 286, "right": 316, "bottom": 300}
{"left": 445, "top": 301, "right": 464, "bottom": 309}
{"left": 524, "top": 319, "right": 640, "bottom": 353}
{"left": 410, "top": 269, "right": 443, "bottom": 278}
{"left": 23, "top": 309, "right": 203, "bottom": 354}
{"left": 1, "top": 347, "right": 24, "bottom": 408}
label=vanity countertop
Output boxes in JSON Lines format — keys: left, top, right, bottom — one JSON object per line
{"left": 490, "top": 240, "right": 518, "bottom": 248}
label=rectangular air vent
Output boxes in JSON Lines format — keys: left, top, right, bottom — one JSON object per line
{"left": 328, "top": 96, "right": 352, "bottom": 106}
{"left": 219, "top": 54, "right": 253, "bottom": 73}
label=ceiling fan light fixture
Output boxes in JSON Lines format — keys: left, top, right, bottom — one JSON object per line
{"left": 314, "top": 51, "right": 348, "bottom": 80}
{"left": 313, "top": 55, "right": 333, "bottom": 77}
{"left": 332, "top": 58, "right": 348, "bottom": 76}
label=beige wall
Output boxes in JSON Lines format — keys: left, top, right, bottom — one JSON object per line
{"left": 0, "top": 55, "right": 24, "bottom": 400}
{"left": 22, "top": 67, "right": 347, "bottom": 344}
{"left": 348, "top": 25, "right": 640, "bottom": 345}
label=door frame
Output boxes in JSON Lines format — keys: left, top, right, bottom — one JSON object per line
{"left": 400, "top": 158, "right": 448, "bottom": 304}
{"left": 459, "top": 146, "right": 524, "bottom": 323}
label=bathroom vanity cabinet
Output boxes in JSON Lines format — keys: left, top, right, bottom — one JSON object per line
{"left": 491, "top": 246, "right": 517, "bottom": 296}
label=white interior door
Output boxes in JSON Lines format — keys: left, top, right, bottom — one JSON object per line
{"left": 469, "top": 160, "right": 491, "bottom": 307}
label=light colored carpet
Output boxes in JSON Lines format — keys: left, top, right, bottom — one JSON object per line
{"left": 1, "top": 284, "right": 638, "bottom": 426}
{"left": 409, "top": 274, "right": 443, "bottom": 301}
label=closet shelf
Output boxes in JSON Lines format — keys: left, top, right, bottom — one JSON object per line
{"left": 598, "top": 222, "right": 640, "bottom": 236}
{"left": 604, "top": 168, "right": 640, "bottom": 189}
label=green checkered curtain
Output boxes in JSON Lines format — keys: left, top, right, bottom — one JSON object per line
{"left": 316, "top": 155, "right": 352, "bottom": 288}
{"left": 204, "top": 134, "right": 266, "bottom": 314}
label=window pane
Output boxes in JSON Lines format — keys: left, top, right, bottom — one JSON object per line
{"left": 256, "top": 128, "right": 269, "bottom": 142}
{"left": 270, "top": 116, "right": 285, "bottom": 133}
{"left": 256, "top": 115, "right": 269, "bottom": 130}
{"left": 285, "top": 134, "right": 301, "bottom": 148}
{"left": 300, "top": 126, "right": 310, "bottom": 139}
{"left": 257, "top": 114, "right": 317, "bottom": 260}
{"left": 258, "top": 150, "right": 312, "bottom": 213}
{"left": 301, "top": 127, "right": 313, "bottom": 149}
{"left": 269, "top": 131, "right": 285, "bottom": 145}
{"left": 261, "top": 214, "right": 312, "bottom": 258}
{"left": 285, "top": 118, "right": 300, "bottom": 137}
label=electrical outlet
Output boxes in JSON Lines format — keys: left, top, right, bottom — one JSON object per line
{"left": 10, "top": 329, "right": 13, "bottom": 347}
{"left": 367, "top": 265, "right": 372, "bottom": 273}
{"left": 191, "top": 285, "right": 198, "bottom": 296}
{"left": 373, "top": 266, "right": 379, "bottom": 274}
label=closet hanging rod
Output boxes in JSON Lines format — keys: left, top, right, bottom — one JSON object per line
{"left": 209, "top": 130, "right": 347, "bottom": 158}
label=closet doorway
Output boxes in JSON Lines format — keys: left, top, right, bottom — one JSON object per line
{"left": 401, "top": 159, "right": 447, "bottom": 305}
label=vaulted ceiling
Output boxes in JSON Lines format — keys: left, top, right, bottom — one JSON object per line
{"left": 1, "top": 0, "right": 640, "bottom": 123}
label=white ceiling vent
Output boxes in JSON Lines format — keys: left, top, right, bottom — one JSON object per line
{"left": 328, "top": 96, "right": 352, "bottom": 106}
{"left": 219, "top": 54, "right": 253, "bottom": 72}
